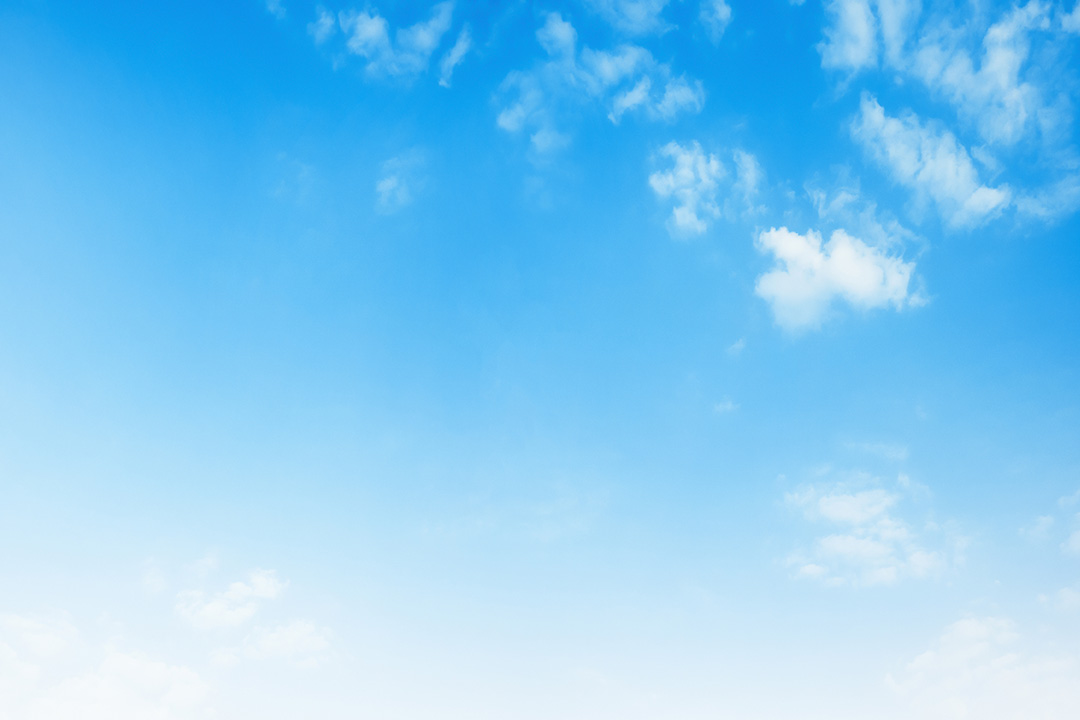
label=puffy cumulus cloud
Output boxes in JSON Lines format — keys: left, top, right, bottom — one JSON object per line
{"left": 375, "top": 150, "right": 426, "bottom": 214}
{"left": 700, "top": 0, "right": 733, "bottom": 43}
{"left": 755, "top": 226, "right": 916, "bottom": 330}
{"left": 175, "top": 569, "right": 286, "bottom": 630}
{"left": 438, "top": 26, "right": 472, "bottom": 88}
{"left": 496, "top": 13, "right": 704, "bottom": 156}
{"left": 0, "top": 614, "right": 209, "bottom": 720}
{"left": 335, "top": 2, "right": 455, "bottom": 80}
{"left": 587, "top": 0, "right": 671, "bottom": 35}
{"left": 888, "top": 616, "right": 1080, "bottom": 719}
{"left": 784, "top": 473, "right": 960, "bottom": 586}
{"left": 649, "top": 141, "right": 725, "bottom": 236}
{"left": 851, "top": 94, "right": 1011, "bottom": 227}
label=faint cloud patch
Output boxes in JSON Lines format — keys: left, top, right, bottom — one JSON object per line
{"left": 888, "top": 616, "right": 1080, "bottom": 719}
{"left": 375, "top": 150, "right": 426, "bottom": 214}
{"left": 784, "top": 471, "right": 963, "bottom": 586}
{"left": 266, "top": 0, "right": 286, "bottom": 20}
{"left": 175, "top": 569, "right": 286, "bottom": 630}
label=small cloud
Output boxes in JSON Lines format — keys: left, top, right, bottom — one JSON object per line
{"left": 375, "top": 150, "right": 426, "bottom": 214}
{"left": 727, "top": 338, "right": 745, "bottom": 356}
{"left": 175, "top": 569, "right": 287, "bottom": 630}
{"left": 308, "top": 6, "right": 336, "bottom": 45}
{"left": 700, "top": 0, "right": 733, "bottom": 43}
{"left": 649, "top": 141, "right": 725, "bottom": 237}
{"left": 713, "top": 398, "right": 739, "bottom": 414}
{"left": 438, "top": 26, "right": 472, "bottom": 88}
{"left": 339, "top": 2, "right": 454, "bottom": 80}
{"left": 266, "top": 0, "right": 286, "bottom": 20}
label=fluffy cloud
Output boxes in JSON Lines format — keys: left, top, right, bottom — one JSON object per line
{"left": 910, "top": 1, "right": 1051, "bottom": 147}
{"left": 755, "top": 226, "right": 915, "bottom": 330}
{"left": 819, "top": 0, "right": 879, "bottom": 71}
{"left": 648, "top": 141, "right": 725, "bottom": 236}
{"left": 889, "top": 616, "right": 1080, "bottom": 719}
{"left": 851, "top": 94, "right": 1011, "bottom": 227}
{"left": 337, "top": 2, "right": 454, "bottom": 80}
{"left": 785, "top": 473, "right": 958, "bottom": 586}
{"left": 700, "top": 0, "right": 733, "bottom": 42}
{"left": 175, "top": 569, "right": 286, "bottom": 630}
{"left": 1065, "top": 3, "right": 1080, "bottom": 33}
{"left": 266, "top": 0, "right": 286, "bottom": 20}
{"left": 496, "top": 13, "right": 704, "bottom": 155}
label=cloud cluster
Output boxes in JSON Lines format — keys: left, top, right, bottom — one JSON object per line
{"left": 307, "top": 2, "right": 468, "bottom": 83}
{"left": 587, "top": 0, "right": 672, "bottom": 35}
{"left": 755, "top": 226, "right": 916, "bottom": 330}
{"left": 648, "top": 141, "right": 763, "bottom": 236}
{"left": 496, "top": 13, "right": 704, "bottom": 155}
{"left": 785, "top": 473, "right": 958, "bottom": 586}
{"left": 851, "top": 94, "right": 1011, "bottom": 227}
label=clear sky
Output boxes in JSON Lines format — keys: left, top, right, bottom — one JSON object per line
{"left": 2, "top": 0, "right": 1080, "bottom": 717}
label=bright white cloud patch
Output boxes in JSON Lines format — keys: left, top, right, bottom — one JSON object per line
{"left": 438, "top": 26, "right": 472, "bottom": 88}
{"left": 175, "top": 569, "right": 286, "bottom": 629}
{"left": 700, "top": 0, "right": 733, "bottom": 42}
{"left": 851, "top": 94, "right": 1011, "bottom": 227}
{"left": 889, "top": 616, "right": 1080, "bottom": 719}
{"left": 338, "top": 2, "right": 454, "bottom": 80}
{"left": 648, "top": 141, "right": 725, "bottom": 236}
{"left": 755, "top": 226, "right": 915, "bottom": 330}
{"left": 496, "top": 13, "right": 704, "bottom": 155}
{"left": 785, "top": 473, "right": 957, "bottom": 586}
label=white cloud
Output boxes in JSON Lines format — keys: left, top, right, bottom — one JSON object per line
{"left": 266, "top": 0, "right": 286, "bottom": 20}
{"left": 727, "top": 337, "right": 745, "bottom": 355}
{"left": 496, "top": 14, "right": 704, "bottom": 155}
{"left": 175, "top": 569, "right": 286, "bottom": 630}
{"left": 851, "top": 94, "right": 1011, "bottom": 227}
{"left": 375, "top": 150, "right": 426, "bottom": 214}
{"left": 245, "top": 620, "right": 332, "bottom": 666}
{"left": 339, "top": 2, "right": 454, "bottom": 80}
{"left": 1065, "top": 3, "right": 1080, "bottom": 33}
{"left": 785, "top": 473, "right": 957, "bottom": 586}
{"left": 1020, "top": 514, "right": 1056, "bottom": 541}
{"left": 438, "top": 26, "right": 472, "bottom": 88}
{"left": 889, "top": 616, "right": 1080, "bottom": 719}
{"left": 911, "top": 1, "right": 1051, "bottom": 147}
{"left": 588, "top": 0, "right": 671, "bottom": 35}
{"left": 308, "top": 6, "right": 336, "bottom": 45}
{"left": 649, "top": 141, "right": 725, "bottom": 236}
{"left": 1062, "top": 524, "right": 1080, "bottom": 555}
{"left": 819, "top": 0, "right": 878, "bottom": 71}
{"left": 700, "top": 0, "right": 733, "bottom": 43}
{"left": 755, "top": 226, "right": 915, "bottom": 331}
{"left": 0, "top": 615, "right": 209, "bottom": 720}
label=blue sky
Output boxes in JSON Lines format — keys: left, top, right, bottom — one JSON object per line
{"left": 2, "top": 0, "right": 1080, "bottom": 717}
